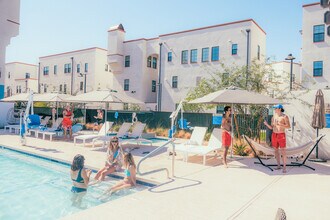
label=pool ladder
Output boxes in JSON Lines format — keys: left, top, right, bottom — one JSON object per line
{"left": 137, "top": 139, "right": 175, "bottom": 179}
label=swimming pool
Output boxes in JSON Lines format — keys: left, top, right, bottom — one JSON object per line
{"left": 0, "top": 147, "right": 147, "bottom": 220}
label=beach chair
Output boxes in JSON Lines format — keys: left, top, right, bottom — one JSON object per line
{"left": 42, "top": 123, "right": 83, "bottom": 141}
{"left": 91, "top": 122, "right": 132, "bottom": 148}
{"left": 30, "top": 116, "right": 56, "bottom": 137}
{"left": 174, "top": 126, "right": 208, "bottom": 159}
{"left": 74, "top": 121, "right": 113, "bottom": 147}
{"left": 177, "top": 128, "right": 222, "bottom": 165}
{"left": 243, "top": 135, "right": 325, "bottom": 171}
{"left": 4, "top": 124, "right": 21, "bottom": 134}
{"left": 37, "top": 118, "right": 63, "bottom": 140}
{"left": 120, "top": 123, "right": 152, "bottom": 146}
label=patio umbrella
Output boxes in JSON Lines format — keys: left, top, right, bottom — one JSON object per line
{"left": 0, "top": 93, "right": 31, "bottom": 102}
{"left": 189, "top": 86, "right": 282, "bottom": 156}
{"left": 64, "top": 89, "right": 143, "bottom": 135}
{"left": 310, "top": 89, "right": 326, "bottom": 162}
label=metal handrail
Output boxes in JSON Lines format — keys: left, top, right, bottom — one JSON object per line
{"left": 137, "top": 139, "right": 175, "bottom": 179}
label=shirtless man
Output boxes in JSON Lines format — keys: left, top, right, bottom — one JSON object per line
{"left": 264, "top": 104, "right": 290, "bottom": 173}
{"left": 221, "top": 106, "right": 232, "bottom": 167}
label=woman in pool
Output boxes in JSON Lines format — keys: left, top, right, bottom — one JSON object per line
{"left": 104, "top": 152, "right": 136, "bottom": 196}
{"left": 70, "top": 154, "right": 92, "bottom": 193}
{"left": 93, "top": 136, "right": 122, "bottom": 182}
{"left": 70, "top": 154, "right": 92, "bottom": 207}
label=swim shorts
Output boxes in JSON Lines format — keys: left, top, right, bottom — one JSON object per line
{"left": 271, "top": 132, "right": 286, "bottom": 149}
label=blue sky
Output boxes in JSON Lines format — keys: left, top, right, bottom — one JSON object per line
{"left": 6, "top": 0, "right": 316, "bottom": 64}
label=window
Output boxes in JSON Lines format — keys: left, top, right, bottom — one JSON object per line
{"left": 190, "top": 49, "right": 198, "bottom": 63}
{"left": 43, "top": 66, "right": 49, "bottom": 75}
{"left": 63, "top": 84, "right": 67, "bottom": 94}
{"left": 152, "top": 80, "right": 156, "bottom": 92}
{"left": 44, "top": 85, "right": 47, "bottom": 93}
{"left": 168, "top": 52, "right": 172, "bottom": 62}
{"left": 196, "top": 76, "right": 201, "bottom": 86}
{"left": 84, "top": 63, "right": 88, "bottom": 72}
{"left": 77, "top": 64, "right": 80, "bottom": 73}
{"left": 105, "top": 64, "right": 108, "bottom": 71}
{"left": 125, "top": 56, "right": 130, "bottom": 67}
{"left": 257, "top": 45, "right": 260, "bottom": 60}
{"left": 181, "top": 50, "right": 188, "bottom": 64}
{"left": 25, "top": 73, "right": 30, "bottom": 79}
{"left": 8, "top": 72, "right": 10, "bottom": 79}
{"left": 172, "top": 76, "right": 178, "bottom": 88}
{"left": 313, "top": 61, "right": 323, "bottom": 77}
{"left": 232, "top": 44, "right": 238, "bottom": 55}
{"left": 313, "top": 25, "right": 325, "bottom": 43}
{"left": 54, "top": 65, "right": 57, "bottom": 74}
{"left": 124, "top": 79, "right": 129, "bottom": 91}
{"left": 59, "top": 84, "right": 63, "bottom": 92}
{"left": 80, "top": 82, "right": 83, "bottom": 91}
{"left": 202, "top": 48, "right": 209, "bottom": 62}
{"left": 147, "top": 56, "right": 151, "bottom": 67}
{"left": 152, "top": 57, "right": 157, "bottom": 69}
{"left": 211, "top": 46, "right": 219, "bottom": 61}
{"left": 64, "top": 64, "right": 71, "bottom": 73}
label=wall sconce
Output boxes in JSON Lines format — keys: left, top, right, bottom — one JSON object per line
{"left": 131, "top": 91, "right": 136, "bottom": 93}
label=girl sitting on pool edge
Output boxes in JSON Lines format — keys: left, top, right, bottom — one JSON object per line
{"left": 102, "top": 152, "right": 136, "bottom": 197}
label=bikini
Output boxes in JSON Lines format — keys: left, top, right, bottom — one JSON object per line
{"left": 71, "top": 169, "right": 87, "bottom": 193}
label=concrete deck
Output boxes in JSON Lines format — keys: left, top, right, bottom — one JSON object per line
{"left": 1, "top": 131, "right": 330, "bottom": 220}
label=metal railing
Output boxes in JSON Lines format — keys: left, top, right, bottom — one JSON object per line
{"left": 137, "top": 139, "right": 176, "bottom": 179}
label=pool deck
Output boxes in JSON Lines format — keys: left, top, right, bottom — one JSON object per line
{"left": 1, "top": 131, "right": 330, "bottom": 220}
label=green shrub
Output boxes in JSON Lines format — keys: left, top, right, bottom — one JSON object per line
{"left": 233, "top": 143, "right": 248, "bottom": 156}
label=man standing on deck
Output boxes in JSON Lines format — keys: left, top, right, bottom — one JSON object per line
{"left": 264, "top": 104, "right": 290, "bottom": 173}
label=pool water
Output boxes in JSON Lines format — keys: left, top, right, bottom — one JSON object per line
{"left": 0, "top": 148, "right": 147, "bottom": 220}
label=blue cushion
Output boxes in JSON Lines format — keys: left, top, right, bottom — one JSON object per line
{"left": 27, "top": 115, "right": 41, "bottom": 126}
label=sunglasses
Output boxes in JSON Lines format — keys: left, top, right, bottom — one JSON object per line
{"left": 111, "top": 140, "right": 118, "bottom": 143}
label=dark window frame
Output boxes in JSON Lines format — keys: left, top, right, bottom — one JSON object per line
{"left": 152, "top": 80, "right": 156, "bottom": 92}
{"left": 211, "top": 46, "right": 219, "bottom": 61}
{"left": 124, "top": 79, "right": 130, "bottom": 91}
{"left": 201, "top": 48, "right": 209, "bottom": 62}
{"left": 313, "top": 61, "right": 323, "bottom": 77}
{"left": 190, "top": 49, "right": 198, "bottom": 63}
{"left": 232, "top": 44, "right": 238, "bottom": 55}
{"left": 125, "top": 56, "right": 130, "bottom": 67}
{"left": 181, "top": 50, "right": 188, "bottom": 64}
{"left": 313, "top": 24, "right": 325, "bottom": 43}
{"left": 172, "top": 76, "right": 178, "bottom": 88}
{"left": 168, "top": 52, "right": 172, "bottom": 62}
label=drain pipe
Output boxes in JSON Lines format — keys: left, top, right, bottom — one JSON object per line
{"left": 70, "top": 57, "right": 74, "bottom": 95}
{"left": 157, "top": 43, "right": 163, "bottom": 111}
{"left": 245, "top": 29, "right": 251, "bottom": 88}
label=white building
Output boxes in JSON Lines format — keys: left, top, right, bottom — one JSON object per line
{"left": 107, "top": 19, "right": 266, "bottom": 112}
{"left": 301, "top": 2, "right": 330, "bottom": 89}
{"left": 0, "top": 0, "right": 20, "bottom": 98}
{"left": 4, "top": 62, "right": 38, "bottom": 97}
{"left": 39, "top": 47, "right": 111, "bottom": 95}
{"left": 268, "top": 61, "right": 302, "bottom": 97}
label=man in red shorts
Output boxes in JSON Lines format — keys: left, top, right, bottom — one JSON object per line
{"left": 221, "top": 106, "right": 232, "bottom": 168}
{"left": 264, "top": 104, "right": 290, "bottom": 173}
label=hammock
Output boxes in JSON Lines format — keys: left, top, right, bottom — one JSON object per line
{"left": 243, "top": 135, "right": 325, "bottom": 171}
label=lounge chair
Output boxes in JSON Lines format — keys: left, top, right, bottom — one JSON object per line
{"left": 37, "top": 118, "right": 63, "bottom": 140}
{"left": 41, "top": 123, "right": 83, "bottom": 141}
{"left": 174, "top": 126, "right": 208, "bottom": 159}
{"left": 4, "top": 124, "right": 21, "bottom": 134}
{"left": 74, "top": 121, "right": 113, "bottom": 147}
{"left": 120, "top": 123, "right": 152, "bottom": 146}
{"left": 91, "top": 122, "right": 132, "bottom": 148}
{"left": 243, "top": 135, "right": 325, "bottom": 171}
{"left": 176, "top": 128, "right": 222, "bottom": 165}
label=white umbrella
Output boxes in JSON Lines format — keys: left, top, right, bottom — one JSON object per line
{"left": 189, "top": 87, "right": 281, "bottom": 105}
{"left": 189, "top": 86, "right": 282, "bottom": 156}
{"left": 1, "top": 93, "right": 31, "bottom": 102}
{"left": 65, "top": 89, "right": 143, "bottom": 135}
